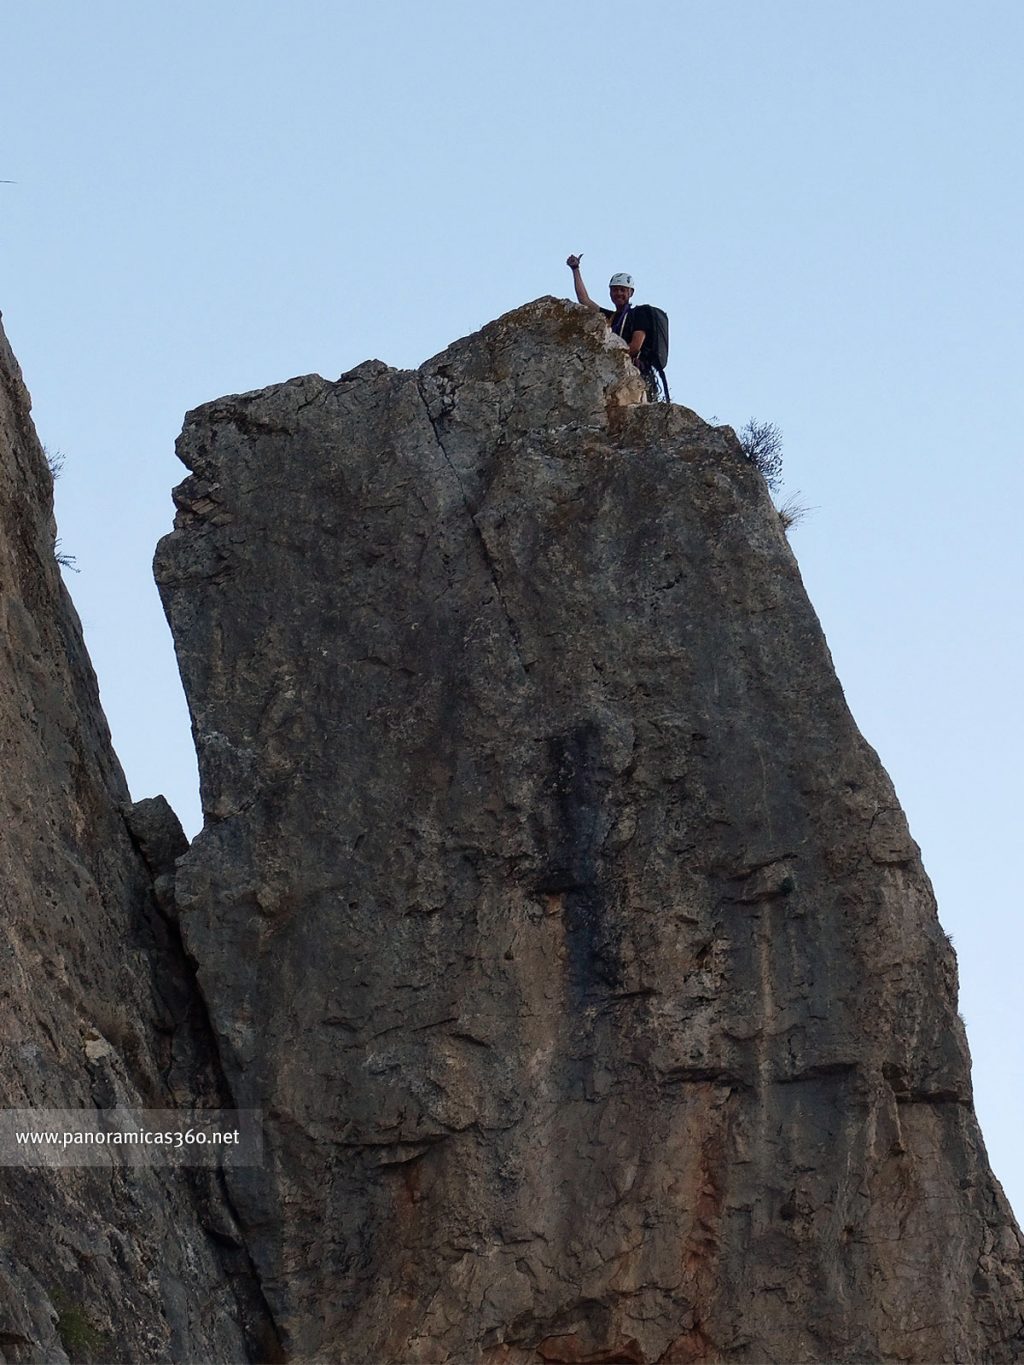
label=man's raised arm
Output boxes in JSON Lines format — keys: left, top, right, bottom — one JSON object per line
{"left": 566, "top": 254, "right": 601, "bottom": 312}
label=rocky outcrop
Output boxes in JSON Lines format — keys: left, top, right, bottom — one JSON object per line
{"left": 0, "top": 314, "right": 275, "bottom": 1363}
{"left": 156, "top": 297, "right": 1024, "bottom": 1363}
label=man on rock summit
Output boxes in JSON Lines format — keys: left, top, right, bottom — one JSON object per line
{"left": 566, "top": 255, "right": 647, "bottom": 362}
{"left": 566, "top": 255, "right": 665, "bottom": 401}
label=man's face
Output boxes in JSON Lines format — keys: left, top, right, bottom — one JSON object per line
{"left": 609, "top": 285, "right": 634, "bottom": 309}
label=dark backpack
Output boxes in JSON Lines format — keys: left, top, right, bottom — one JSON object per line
{"left": 630, "top": 304, "right": 670, "bottom": 400}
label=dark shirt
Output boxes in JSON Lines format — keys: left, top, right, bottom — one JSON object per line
{"left": 600, "top": 305, "right": 641, "bottom": 345}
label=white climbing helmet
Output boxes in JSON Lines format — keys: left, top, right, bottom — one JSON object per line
{"left": 609, "top": 272, "right": 635, "bottom": 289}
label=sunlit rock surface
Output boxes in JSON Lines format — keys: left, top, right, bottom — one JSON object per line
{"left": 153, "top": 295, "right": 1023, "bottom": 1362}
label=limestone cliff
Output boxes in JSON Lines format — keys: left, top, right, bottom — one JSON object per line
{"left": 0, "top": 313, "right": 276, "bottom": 1363}
{"left": 154, "top": 297, "right": 1024, "bottom": 1363}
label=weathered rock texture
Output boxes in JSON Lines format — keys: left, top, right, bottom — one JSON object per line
{"left": 156, "top": 297, "right": 1024, "bottom": 1363}
{"left": 0, "top": 313, "right": 275, "bottom": 1363}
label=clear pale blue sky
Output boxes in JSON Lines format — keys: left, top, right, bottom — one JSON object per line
{"left": 2, "top": 2, "right": 1021, "bottom": 1217}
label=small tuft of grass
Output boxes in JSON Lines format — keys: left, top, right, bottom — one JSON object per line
{"left": 776, "top": 492, "right": 815, "bottom": 534}
{"left": 45, "top": 448, "right": 79, "bottom": 570}
{"left": 54, "top": 538, "right": 79, "bottom": 573}
{"left": 44, "top": 446, "right": 66, "bottom": 480}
